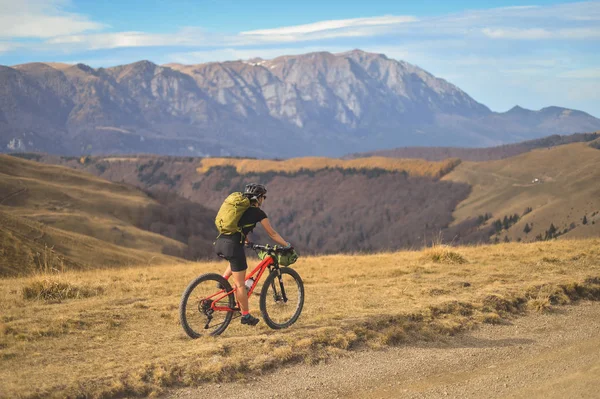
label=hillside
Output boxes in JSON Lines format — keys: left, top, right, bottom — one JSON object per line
{"left": 2, "top": 51, "right": 600, "bottom": 157}
{"left": 10, "top": 131, "right": 600, "bottom": 257}
{"left": 32, "top": 154, "right": 470, "bottom": 254}
{"left": 443, "top": 142, "right": 600, "bottom": 243}
{"left": 21, "top": 135, "right": 600, "bottom": 253}
{"left": 346, "top": 132, "right": 600, "bottom": 161}
{"left": 1, "top": 239, "right": 599, "bottom": 398}
{"left": 0, "top": 155, "right": 216, "bottom": 276}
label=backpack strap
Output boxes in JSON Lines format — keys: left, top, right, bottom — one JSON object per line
{"left": 215, "top": 224, "right": 254, "bottom": 243}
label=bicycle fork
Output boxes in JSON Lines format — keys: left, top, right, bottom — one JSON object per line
{"left": 271, "top": 269, "right": 288, "bottom": 303}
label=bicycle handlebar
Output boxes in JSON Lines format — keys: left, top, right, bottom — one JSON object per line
{"left": 246, "top": 243, "right": 293, "bottom": 253}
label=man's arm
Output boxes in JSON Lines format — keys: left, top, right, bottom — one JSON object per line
{"left": 259, "top": 218, "right": 290, "bottom": 247}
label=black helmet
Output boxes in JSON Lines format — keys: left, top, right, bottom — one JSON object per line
{"left": 243, "top": 183, "right": 267, "bottom": 200}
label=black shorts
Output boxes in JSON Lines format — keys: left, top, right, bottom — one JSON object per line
{"left": 214, "top": 234, "right": 248, "bottom": 272}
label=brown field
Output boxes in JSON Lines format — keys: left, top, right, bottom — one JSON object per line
{"left": 197, "top": 156, "right": 461, "bottom": 178}
{"left": 1, "top": 239, "right": 599, "bottom": 398}
{"left": 444, "top": 142, "right": 600, "bottom": 241}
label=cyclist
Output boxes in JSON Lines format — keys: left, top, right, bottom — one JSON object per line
{"left": 214, "top": 183, "right": 292, "bottom": 326}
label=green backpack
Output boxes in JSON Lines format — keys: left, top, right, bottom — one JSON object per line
{"left": 215, "top": 192, "right": 251, "bottom": 237}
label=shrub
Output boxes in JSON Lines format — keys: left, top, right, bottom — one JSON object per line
{"left": 528, "top": 295, "right": 552, "bottom": 313}
{"left": 526, "top": 284, "right": 570, "bottom": 313}
{"left": 22, "top": 278, "right": 104, "bottom": 301}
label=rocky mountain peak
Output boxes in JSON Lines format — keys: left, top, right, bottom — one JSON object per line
{"left": 1, "top": 49, "right": 599, "bottom": 157}
{"left": 74, "top": 63, "right": 95, "bottom": 74}
{"left": 505, "top": 105, "right": 533, "bottom": 116}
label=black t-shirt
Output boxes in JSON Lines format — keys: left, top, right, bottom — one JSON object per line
{"left": 238, "top": 207, "right": 267, "bottom": 235}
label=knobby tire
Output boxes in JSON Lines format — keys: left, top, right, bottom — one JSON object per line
{"left": 259, "top": 267, "right": 304, "bottom": 329}
{"left": 179, "top": 273, "right": 235, "bottom": 338}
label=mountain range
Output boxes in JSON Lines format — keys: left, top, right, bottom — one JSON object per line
{"left": 2, "top": 50, "right": 600, "bottom": 157}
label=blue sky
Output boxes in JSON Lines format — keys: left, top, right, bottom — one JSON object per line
{"left": 0, "top": 0, "right": 599, "bottom": 116}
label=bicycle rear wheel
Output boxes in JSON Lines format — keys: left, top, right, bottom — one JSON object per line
{"left": 259, "top": 267, "right": 304, "bottom": 329}
{"left": 179, "top": 273, "right": 235, "bottom": 338}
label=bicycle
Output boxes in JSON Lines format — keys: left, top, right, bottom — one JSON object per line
{"left": 179, "top": 244, "right": 304, "bottom": 338}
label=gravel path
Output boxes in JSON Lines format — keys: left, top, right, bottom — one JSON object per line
{"left": 167, "top": 301, "right": 600, "bottom": 399}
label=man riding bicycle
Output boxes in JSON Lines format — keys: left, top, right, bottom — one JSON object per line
{"left": 214, "top": 183, "right": 292, "bottom": 326}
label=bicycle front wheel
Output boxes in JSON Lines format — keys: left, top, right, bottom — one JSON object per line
{"left": 259, "top": 267, "right": 304, "bottom": 329}
{"left": 179, "top": 273, "right": 235, "bottom": 338}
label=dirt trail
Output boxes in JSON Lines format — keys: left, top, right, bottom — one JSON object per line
{"left": 167, "top": 302, "right": 600, "bottom": 399}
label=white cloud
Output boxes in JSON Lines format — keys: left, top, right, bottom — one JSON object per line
{"left": 47, "top": 29, "right": 207, "bottom": 50}
{"left": 458, "top": 1, "right": 599, "bottom": 21}
{"left": 482, "top": 28, "right": 553, "bottom": 40}
{"left": 482, "top": 27, "right": 600, "bottom": 40}
{"left": 0, "top": 0, "right": 104, "bottom": 39}
{"left": 42, "top": 16, "right": 418, "bottom": 51}
{"left": 240, "top": 15, "right": 417, "bottom": 36}
{"left": 2, "top": 0, "right": 598, "bottom": 71}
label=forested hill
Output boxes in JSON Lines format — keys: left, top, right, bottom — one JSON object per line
{"left": 21, "top": 154, "right": 470, "bottom": 254}
{"left": 7, "top": 135, "right": 600, "bottom": 264}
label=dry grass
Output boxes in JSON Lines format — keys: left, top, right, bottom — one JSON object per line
{"left": 526, "top": 284, "right": 571, "bottom": 313}
{"left": 1, "top": 239, "right": 599, "bottom": 398}
{"left": 421, "top": 244, "right": 468, "bottom": 264}
{"left": 0, "top": 155, "right": 183, "bottom": 277}
{"left": 21, "top": 277, "right": 104, "bottom": 301}
{"left": 197, "top": 156, "right": 461, "bottom": 178}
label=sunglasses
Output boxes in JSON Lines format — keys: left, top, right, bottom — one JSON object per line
{"left": 262, "top": 195, "right": 267, "bottom": 200}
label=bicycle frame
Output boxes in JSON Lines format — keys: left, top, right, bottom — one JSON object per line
{"left": 208, "top": 255, "right": 275, "bottom": 312}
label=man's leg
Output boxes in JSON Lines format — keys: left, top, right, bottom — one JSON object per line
{"left": 231, "top": 270, "right": 259, "bottom": 326}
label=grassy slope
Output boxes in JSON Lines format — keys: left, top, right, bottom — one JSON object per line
{"left": 0, "top": 239, "right": 599, "bottom": 398}
{"left": 197, "top": 156, "right": 460, "bottom": 178}
{"left": 0, "top": 155, "right": 183, "bottom": 276}
{"left": 443, "top": 142, "right": 600, "bottom": 241}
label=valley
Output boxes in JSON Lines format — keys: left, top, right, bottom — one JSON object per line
{"left": 20, "top": 133, "right": 600, "bottom": 258}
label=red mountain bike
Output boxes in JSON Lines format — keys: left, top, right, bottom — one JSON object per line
{"left": 179, "top": 244, "right": 304, "bottom": 337}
